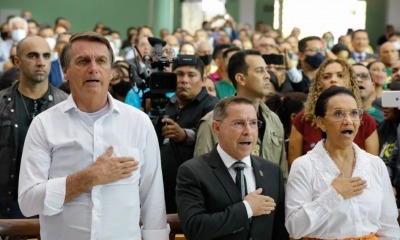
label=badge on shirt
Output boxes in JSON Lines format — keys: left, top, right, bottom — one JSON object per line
{"left": 252, "top": 144, "right": 260, "bottom": 156}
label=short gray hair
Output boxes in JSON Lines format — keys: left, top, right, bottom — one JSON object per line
{"left": 213, "top": 96, "right": 256, "bottom": 121}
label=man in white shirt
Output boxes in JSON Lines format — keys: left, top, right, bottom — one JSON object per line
{"left": 18, "top": 31, "right": 169, "bottom": 240}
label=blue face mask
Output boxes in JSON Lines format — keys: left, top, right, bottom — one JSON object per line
{"left": 224, "top": 27, "right": 232, "bottom": 37}
{"left": 305, "top": 52, "right": 325, "bottom": 69}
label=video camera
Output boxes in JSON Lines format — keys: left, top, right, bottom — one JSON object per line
{"left": 128, "top": 37, "right": 198, "bottom": 142}
{"left": 128, "top": 37, "right": 177, "bottom": 94}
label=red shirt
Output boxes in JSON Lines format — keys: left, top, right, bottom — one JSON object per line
{"left": 292, "top": 111, "right": 377, "bottom": 154}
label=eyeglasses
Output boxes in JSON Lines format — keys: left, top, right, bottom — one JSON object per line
{"left": 304, "top": 47, "right": 325, "bottom": 54}
{"left": 217, "top": 120, "right": 263, "bottom": 130}
{"left": 354, "top": 72, "right": 370, "bottom": 81}
{"left": 259, "top": 43, "right": 276, "bottom": 48}
{"left": 325, "top": 109, "right": 363, "bottom": 122}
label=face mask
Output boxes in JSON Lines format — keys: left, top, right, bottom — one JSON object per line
{"left": 287, "top": 52, "right": 293, "bottom": 60}
{"left": 51, "top": 51, "right": 59, "bottom": 62}
{"left": 114, "top": 39, "right": 122, "bottom": 51}
{"left": 224, "top": 27, "right": 232, "bottom": 37}
{"left": 305, "top": 52, "right": 325, "bottom": 69}
{"left": 11, "top": 29, "right": 26, "bottom": 42}
{"left": 199, "top": 54, "right": 212, "bottom": 66}
{"left": 45, "top": 37, "right": 56, "bottom": 51}
{"left": 112, "top": 80, "right": 133, "bottom": 97}
{"left": 393, "top": 40, "right": 400, "bottom": 50}
{"left": 326, "top": 39, "right": 334, "bottom": 49}
{"left": 172, "top": 47, "right": 180, "bottom": 57}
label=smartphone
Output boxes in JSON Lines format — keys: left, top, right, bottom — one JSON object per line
{"left": 262, "top": 54, "right": 285, "bottom": 65}
{"left": 382, "top": 91, "right": 400, "bottom": 107}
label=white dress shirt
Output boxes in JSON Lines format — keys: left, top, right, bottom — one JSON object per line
{"left": 285, "top": 140, "right": 400, "bottom": 239}
{"left": 18, "top": 94, "right": 169, "bottom": 240}
{"left": 217, "top": 144, "right": 256, "bottom": 218}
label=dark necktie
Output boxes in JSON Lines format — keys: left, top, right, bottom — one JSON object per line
{"left": 233, "top": 161, "right": 247, "bottom": 200}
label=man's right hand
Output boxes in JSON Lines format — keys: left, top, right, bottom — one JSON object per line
{"left": 244, "top": 188, "right": 276, "bottom": 216}
{"left": 89, "top": 146, "right": 139, "bottom": 185}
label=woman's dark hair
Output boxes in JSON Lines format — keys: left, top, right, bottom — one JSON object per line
{"left": 315, "top": 86, "right": 357, "bottom": 138}
{"left": 266, "top": 92, "right": 307, "bottom": 138}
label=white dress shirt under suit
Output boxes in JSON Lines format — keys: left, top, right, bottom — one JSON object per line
{"left": 18, "top": 94, "right": 169, "bottom": 240}
{"left": 285, "top": 140, "right": 399, "bottom": 239}
{"left": 217, "top": 144, "right": 256, "bottom": 218}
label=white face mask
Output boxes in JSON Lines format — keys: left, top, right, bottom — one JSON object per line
{"left": 114, "top": 39, "right": 122, "bottom": 50}
{"left": 172, "top": 47, "right": 180, "bottom": 57}
{"left": 393, "top": 40, "right": 400, "bottom": 50}
{"left": 45, "top": 37, "right": 56, "bottom": 51}
{"left": 11, "top": 29, "right": 26, "bottom": 42}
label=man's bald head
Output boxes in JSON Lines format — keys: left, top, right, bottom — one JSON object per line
{"left": 379, "top": 41, "right": 399, "bottom": 67}
{"left": 16, "top": 35, "right": 50, "bottom": 57}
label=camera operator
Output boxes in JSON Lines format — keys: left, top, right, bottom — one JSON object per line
{"left": 161, "top": 55, "right": 218, "bottom": 213}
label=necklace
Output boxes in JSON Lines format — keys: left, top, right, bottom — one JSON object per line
{"left": 19, "top": 91, "right": 38, "bottom": 120}
{"left": 324, "top": 142, "right": 356, "bottom": 174}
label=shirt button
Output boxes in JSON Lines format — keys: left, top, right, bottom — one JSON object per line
{"left": 14, "top": 124, "right": 18, "bottom": 128}
{"left": 12, "top": 158, "right": 16, "bottom": 162}
{"left": 10, "top": 175, "right": 14, "bottom": 178}
{"left": 11, "top": 109, "right": 14, "bottom": 112}
{"left": 8, "top": 191, "right": 11, "bottom": 195}
{"left": 6, "top": 208, "right": 10, "bottom": 212}
{"left": 7, "top": 97, "right": 11, "bottom": 101}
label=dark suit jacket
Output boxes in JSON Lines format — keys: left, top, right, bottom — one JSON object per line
{"left": 350, "top": 51, "right": 378, "bottom": 63}
{"left": 176, "top": 148, "right": 288, "bottom": 240}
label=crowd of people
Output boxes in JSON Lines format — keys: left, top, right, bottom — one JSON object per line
{"left": 0, "top": 10, "right": 400, "bottom": 240}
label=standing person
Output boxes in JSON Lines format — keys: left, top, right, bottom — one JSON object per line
{"left": 176, "top": 96, "right": 288, "bottom": 240}
{"left": 288, "top": 58, "right": 378, "bottom": 165}
{"left": 18, "top": 31, "right": 169, "bottom": 239}
{"left": 285, "top": 86, "right": 399, "bottom": 239}
{"left": 208, "top": 43, "right": 231, "bottom": 82}
{"left": 194, "top": 49, "right": 287, "bottom": 180}
{"left": 0, "top": 35, "right": 68, "bottom": 218}
{"left": 352, "top": 63, "right": 383, "bottom": 124}
{"left": 350, "top": 29, "right": 377, "bottom": 64}
{"left": 367, "top": 61, "right": 387, "bottom": 99}
{"left": 287, "top": 36, "right": 326, "bottom": 93}
{"left": 0, "top": 17, "right": 28, "bottom": 72}
{"left": 378, "top": 82, "right": 400, "bottom": 165}
{"left": 160, "top": 55, "right": 218, "bottom": 213}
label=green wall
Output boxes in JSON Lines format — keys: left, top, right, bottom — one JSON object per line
{"left": 255, "top": 0, "right": 275, "bottom": 27}
{"left": 0, "top": 0, "right": 388, "bottom": 48}
{"left": 225, "top": 0, "right": 239, "bottom": 21}
{"left": 366, "top": 0, "right": 387, "bottom": 49}
{"left": 0, "top": 0, "right": 151, "bottom": 38}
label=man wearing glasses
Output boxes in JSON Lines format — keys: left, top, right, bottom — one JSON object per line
{"left": 195, "top": 49, "right": 288, "bottom": 181}
{"left": 287, "top": 36, "right": 326, "bottom": 93}
{"left": 176, "top": 96, "right": 288, "bottom": 240}
{"left": 352, "top": 63, "right": 383, "bottom": 123}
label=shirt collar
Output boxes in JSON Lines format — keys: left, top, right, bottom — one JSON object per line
{"left": 15, "top": 81, "right": 54, "bottom": 102}
{"left": 62, "top": 92, "right": 121, "bottom": 114}
{"left": 217, "top": 144, "right": 252, "bottom": 169}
